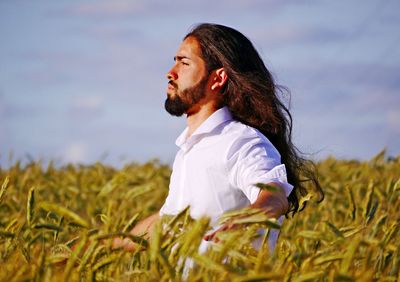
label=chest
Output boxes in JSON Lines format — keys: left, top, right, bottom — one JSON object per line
{"left": 168, "top": 136, "right": 248, "bottom": 218}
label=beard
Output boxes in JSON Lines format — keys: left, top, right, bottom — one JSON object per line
{"left": 164, "top": 75, "right": 209, "bottom": 117}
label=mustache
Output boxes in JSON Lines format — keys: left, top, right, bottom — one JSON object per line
{"left": 168, "top": 81, "right": 178, "bottom": 89}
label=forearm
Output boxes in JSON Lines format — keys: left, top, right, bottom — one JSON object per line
{"left": 250, "top": 182, "right": 289, "bottom": 218}
{"left": 204, "top": 183, "right": 289, "bottom": 241}
{"left": 112, "top": 212, "right": 160, "bottom": 251}
{"left": 129, "top": 212, "right": 160, "bottom": 239}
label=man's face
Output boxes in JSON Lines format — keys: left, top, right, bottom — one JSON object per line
{"left": 165, "top": 37, "right": 209, "bottom": 116}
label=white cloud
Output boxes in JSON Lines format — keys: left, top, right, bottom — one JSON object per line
{"left": 67, "top": 96, "right": 106, "bottom": 120}
{"left": 72, "top": 96, "right": 104, "bottom": 111}
{"left": 68, "top": 1, "right": 146, "bottom": 17}
{"left": 387, "top": 110, "right": 400, "bottom": 134}
{"left": 63, "top": 142, "right": 88, "bottom": 163}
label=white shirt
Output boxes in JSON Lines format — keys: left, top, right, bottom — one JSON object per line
{"left": 160, "top": 106, "right": 293, "bottom": 251}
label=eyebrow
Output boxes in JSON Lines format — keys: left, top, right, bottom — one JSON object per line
{"left": 174, "top": 55, "right": 191, "bottom": 61}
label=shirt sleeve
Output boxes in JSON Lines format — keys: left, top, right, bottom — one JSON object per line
{"left": 228, "top": 134, "right": 294, "bottom": 204}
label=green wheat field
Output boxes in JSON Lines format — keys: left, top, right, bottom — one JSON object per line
{"left": 0, "top": 151, "right": 399, "bottom": 281}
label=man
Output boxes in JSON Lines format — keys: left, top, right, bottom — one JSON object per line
{"left": 113, "top": 23, "right": 322, "bottom": 252}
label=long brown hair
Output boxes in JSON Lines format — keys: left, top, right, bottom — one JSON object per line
{"left": 185, "top": 23, "right": 323, "bottom": 215}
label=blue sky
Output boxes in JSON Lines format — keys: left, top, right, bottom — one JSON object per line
{"left": 1, "top": 0, "right": 399, "bottom": 167}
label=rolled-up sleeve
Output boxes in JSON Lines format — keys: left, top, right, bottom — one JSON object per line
{"left": 228, "top": 134, "right": 294, "bottom": 204}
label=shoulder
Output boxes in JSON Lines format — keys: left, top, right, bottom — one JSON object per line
{"left": 223, "top": 120, "right": 281, "bottom": 163}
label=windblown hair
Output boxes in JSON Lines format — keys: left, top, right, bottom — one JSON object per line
{"left": 185, "top": 23, "right": 324, "bottom": 215}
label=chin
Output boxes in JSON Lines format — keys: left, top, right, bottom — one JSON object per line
{"left": 164, "top": 97, "right": 187, "bottom": 117}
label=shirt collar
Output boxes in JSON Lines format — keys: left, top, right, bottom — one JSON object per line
{"left": 176, "top": 106, "right": 233, "bottom": 149}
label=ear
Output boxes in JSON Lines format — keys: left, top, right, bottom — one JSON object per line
{"left": 211, "top": 68, "right": 228, "bottom": 91}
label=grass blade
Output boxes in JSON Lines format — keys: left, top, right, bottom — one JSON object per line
{"left": 39, "top": 202, "right": 89, "bottom": 228}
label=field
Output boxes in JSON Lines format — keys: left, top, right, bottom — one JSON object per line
{"left": 0, "top": 151, "right": 399, "bottom": 281}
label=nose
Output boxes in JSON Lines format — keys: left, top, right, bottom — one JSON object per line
{"left": 166, "top": 67, "right": 177, "bottom": 80}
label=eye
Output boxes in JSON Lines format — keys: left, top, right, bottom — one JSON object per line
{"left": 181, "top": 61, "right": 189, "bottom": 66}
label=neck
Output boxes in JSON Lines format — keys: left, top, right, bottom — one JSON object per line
{"left": 186, "top": 103, "right": 219, "bottom": 137}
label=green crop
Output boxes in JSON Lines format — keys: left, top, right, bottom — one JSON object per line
{"left": 0, "top": 152, "right": 399, "bottom": 281}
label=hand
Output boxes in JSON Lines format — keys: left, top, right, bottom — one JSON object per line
{"left": 203, "top": 220, "right": 240, "bottom": 242}
{"left": 111, "top": 237, "right": 137, "bottom": 252}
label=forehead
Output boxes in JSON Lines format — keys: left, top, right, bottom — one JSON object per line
{"left": 176, "top": 36, "right": 203, "bottom": 61}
